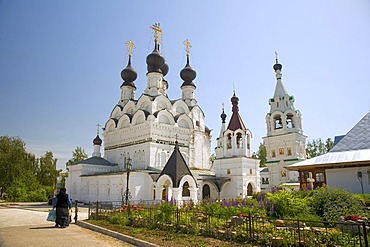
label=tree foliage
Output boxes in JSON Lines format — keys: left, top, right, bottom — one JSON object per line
{"left": 252, "top": 143, "right": 267, "bottom": 167}
{"left": 66, "top": 147, "right": 88, "bottom": 165}
{"left": 306, "top": 138, "right": 334, "bottom": 159}
{"left": 0, "top": 135, "right": 60, "bottom": 201}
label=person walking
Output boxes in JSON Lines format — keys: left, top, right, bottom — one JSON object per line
{"left": 52, "top": 188, "right": 72, "bottom": 228}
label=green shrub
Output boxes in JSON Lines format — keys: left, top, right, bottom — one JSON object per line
{"left": 266, "top": 190, "right": 313, "bottom": 219}
{"left": 310, "top": 186, "right": 366, "bottom": 222}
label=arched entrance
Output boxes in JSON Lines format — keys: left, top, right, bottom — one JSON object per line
{"left": 202, "top": 184, "right": 210, "bottom": 199}
{"left": 247, "top": 183, "right": 253, "bottom": 196}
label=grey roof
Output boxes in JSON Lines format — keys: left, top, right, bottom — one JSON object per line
{"left": 287, "top": 112, "right": 370, "bottom": 170}
{"left": 157, "top": 141, "right": 194, "bottom": 187}
{"left": 330, "top": 112, "right": 370, "bottom": 152}
{"left": 67, "top": 156, "right": 117, "bottom": 167}
{"left": 260, "top": 167, "right": 269, "bottom": 173}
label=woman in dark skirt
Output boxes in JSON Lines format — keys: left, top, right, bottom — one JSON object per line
{"left": 52, "top": 188, "right": 71, "bottom": 228}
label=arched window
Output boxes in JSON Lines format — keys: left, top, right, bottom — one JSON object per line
{"left": 182, "top": 182, "right": 190, "bottom": 197}
{"left": 236, "top": 133, "right": 243, "bottom": 148}
{"left": 274, "top": 115, "right": 282, "bottom": 129}
{"left": 247, "top": 183, "right": 253, "bottom": 196}
{"left": 227, "top": 134, "right": 232, "bottom": 149}
{"left": 286, "top": 113, "right": 294, "bottom": 128}
{"left": 202, "top": 184, "right": 210, "bottom": 199}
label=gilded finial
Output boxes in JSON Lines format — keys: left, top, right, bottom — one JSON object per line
{"left": 150, "top": 23, "right": 163, "bottom": 45}
{"left": 183, "top": 39, "right": 192, "bottom": 56}
{"left": 125, "top": 40, "right": 135, "bottom": 56}
{"left": 96, "top": 123, "right": 101, "bottom": 135}
{"left": 275, "top": 51, "right": 279, "bottom": 63}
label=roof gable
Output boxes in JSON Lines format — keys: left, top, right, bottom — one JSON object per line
{"left": 158, "top": 141, "right": 194, "bottom": 187}
{"left": 330, "top": 112, "right": 370, "bottom": 152}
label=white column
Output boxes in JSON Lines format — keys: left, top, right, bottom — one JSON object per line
{"left": 189, "top": 187, "right": 199, "bottom": 203}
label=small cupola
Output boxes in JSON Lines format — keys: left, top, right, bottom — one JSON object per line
{"left": 146, "top": 23, "right": 166, "bottom": 75}
{"left": 120, "top": 41, "right": 137, "bottom": 88}
{"left": 180, "top": 39, "right": 196, "bottom": 88}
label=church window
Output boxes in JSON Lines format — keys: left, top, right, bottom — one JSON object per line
{"left": 196, "top": 120, "right": 200, "bottom": 127}
{"left": 279, "top": 148, "right": 284, "bottom": 155}
{"left": 107, "top": 188, "right": 110, "bottom": 196}
{"left": 286, "top": 113, "right": 294, "bottom": 128}
{"left": 249, "top": 169, "right": 253, "bottom": 175}
{"left": 182, "top": 182, "right": 190, "bottom": 197}
{"left": 236, "top": 133, "right": 243, "bottom": 148}
{"left": 287, "top": 147, "right": 292, "bottom": 156}
{"left": 277, "top": 102, "right": 279, "bottom": 108}
{"left": 272, "top": 150, "right": 276, "bottom": 158}
{"left": 227, "top": 134, "right": 232, "bottom": 149}
{"left": 274, "top": 115, "right": 282, "bottom": 129}
{"left": 227, "top": 169, "right": 231, "bottom": 175}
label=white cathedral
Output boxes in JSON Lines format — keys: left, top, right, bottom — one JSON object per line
{"left": 66, "top": 24, "right": 306, "bottom": 203}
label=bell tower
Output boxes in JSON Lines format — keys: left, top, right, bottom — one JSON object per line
{"left": 263, "top": 53, "right": 307, "bottom": 189}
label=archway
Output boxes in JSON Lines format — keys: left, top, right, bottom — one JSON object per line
{"left": 202, "top": 184, "right": 210, "bottom": 199}
{"left": 247, "top": 183, "right": 253, "bottom": 196}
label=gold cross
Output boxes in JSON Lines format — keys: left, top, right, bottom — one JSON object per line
{"left": 125, "top": 40, "right": 135, "bottom": 56}
{"left": 183, "top": 39, "right": 192, "bottom": 56}
{"left": 150, "top": 23, "right": 163, "bottom": 45}
{"left": 96, "top": 123, "right": 101, "bottom": 135}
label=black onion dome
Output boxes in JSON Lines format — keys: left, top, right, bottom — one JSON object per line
{"left": 146, "top": 44, "right": 165, "bottom": 74}
{"left": 93, "top": 135, "right": 102, "bottom": 146}
{"left": 121, "top": 56, "right": 137, "bottom": 87}
{"left": 231, "top": 92, "right": 239, "bottom": 105}
{"left": 221, "top": 109, "right": 227, "bottom": 123}
{"left": 221, "top": 109, "right": 226, "bottom": 123}
{"left": 180, "top": 56, "right": 196, "bottom": 87}
{"left": 273, "top": 62, "right": 282, "bottom": 71}
{"left": 160, "top": 62, "right": 169, "bottom": 76}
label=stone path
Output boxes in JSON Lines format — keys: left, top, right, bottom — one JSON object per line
{"left": 0, "top": 203, "right": 133, "bottom": 247}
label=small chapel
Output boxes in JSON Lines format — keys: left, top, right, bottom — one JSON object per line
{"left": 66, "top": 24, "right": 306, "bottom": 203}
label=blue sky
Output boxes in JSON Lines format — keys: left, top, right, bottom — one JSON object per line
{"left": 1, "top": 1, "right": 369, "bottom": 170}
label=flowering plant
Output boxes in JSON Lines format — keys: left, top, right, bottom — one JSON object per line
{"left": 344, "top": 214, "right": 363, "bottom": 221}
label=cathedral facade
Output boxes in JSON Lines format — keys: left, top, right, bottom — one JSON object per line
{"left": 66, "top": 25, "right": 306, "bottom": 203}
{"left": 66, "top": 24, "right": 261, "bottom": 203}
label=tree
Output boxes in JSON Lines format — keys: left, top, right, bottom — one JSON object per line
{"left": 0, "top": 136, "right": 31, "bottom": 198}
{"left": 0, "top": 136, "right": 57, "bottom": 201}
{"left": 306, "top": 138, "right": 334, "bottom": 159}
{"left": 252, "top": 143, "right": 267, "bottom": 167}
{"left": 37, "top": 151, "right": 60, "bottom": 188}
{"left": 66, "top": 147, "right": 88, "bottom": 165}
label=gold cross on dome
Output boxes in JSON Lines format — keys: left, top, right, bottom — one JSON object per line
{"left": 96, "top": 123, "right": 101, "bottom": 135}
{"left": 125, "top": 40, "right": 135, "bottom": 56}
{"left": 150, "top": 23, "right": 163, "bottom": 45}
{"left": 183, "top": 39, "right": 192, "bottom": 56}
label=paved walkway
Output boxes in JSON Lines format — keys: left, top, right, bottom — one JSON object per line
{"left": 0, "top": 203, "right": 133, "bottom": 247}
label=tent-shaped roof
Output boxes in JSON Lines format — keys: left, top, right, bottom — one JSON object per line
{"left": 157, "top": 141, "right": 194, "bottom": 187}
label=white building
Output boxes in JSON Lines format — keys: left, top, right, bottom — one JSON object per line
{"left": 66, "top": 24, "right": 260, "bottom": 203}
{"left": 262, "top": 57, "right": 307, "bottom": 190}
{"left": 288, "top": 112, "right": 370, "bottom": 193}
